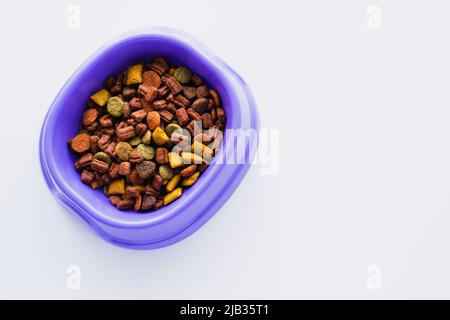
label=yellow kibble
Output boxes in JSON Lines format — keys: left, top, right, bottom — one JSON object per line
{"left": 127, "top": 64, "right": 143, "bottom": 85}
{"left": 192, "top": 141, "right": 214, "bottom": 159}
{"left": 152, "top": 127, "right": 169, "bottom": 145}
{"left": 168, "top": 152, "right": 184, "bottom": 168}
{"left": 166, "top": 174, "right": 181, "bottom": 192}
{"left": 90, "top": 180, "right": 99, "bottom": 189}
{"left": 133, "top": 185, "right": 146, "bottom": 192}
{"left": 90, "top": 89, "right": 111, "bottom": 106}
{"left": 181, "top": 152, "right": 203, "bottom": 164}
{"left": 108, "top": 178, "right": 125, "bottom": 195}
{"left": 181, "top": 172, "right": 200, "bottom": 187}
{"left": 163, "top": 187, "right": 183, "bottom": 205}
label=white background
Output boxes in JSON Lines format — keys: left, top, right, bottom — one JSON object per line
{"left": 1, "top": 0, "right": 450, "bottom": 299}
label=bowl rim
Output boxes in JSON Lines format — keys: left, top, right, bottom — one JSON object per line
{"left": 40, "top": 27, "right": 260, "bottom": 234}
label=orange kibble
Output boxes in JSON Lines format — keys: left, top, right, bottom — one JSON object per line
{"left": 70, "top": 133, "right": 91, "bottom": 153}
{"left": 146, "top": 111, "right": 160, "bottom": 131}
{"left": 142, "top": 70, "right": 161, "bottom": 88}
{"left": 82, "top": 108, "right": 98, "bottom": 126}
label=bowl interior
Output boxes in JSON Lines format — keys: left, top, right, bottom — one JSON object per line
{"left": 46, "top": 34, "right": 240, "bottom": 225}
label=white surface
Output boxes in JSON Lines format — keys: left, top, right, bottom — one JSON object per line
{"left": 1, "top": 0, "right": 450, "bottom": 299}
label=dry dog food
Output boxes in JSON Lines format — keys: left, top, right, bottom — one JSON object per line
{"left": 68, "top": 57, "right": 226, "bottom": 212}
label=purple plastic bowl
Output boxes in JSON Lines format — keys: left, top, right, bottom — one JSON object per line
{"left": 39, "top": 28, "right": 259, "bottom": 250}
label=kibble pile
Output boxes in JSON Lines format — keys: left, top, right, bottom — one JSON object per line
{"left": 68, "top": 57, "right": 226, "bottom": 212}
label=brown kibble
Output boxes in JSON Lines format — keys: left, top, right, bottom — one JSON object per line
{"left": 116, "top": 126, "right": 136, "bottom": 141}
{"left": 176, "top": 107, "right": 189, "bottom": 126}
{"left": 81, "top": 170, "right": 94, "bottom": 184}
{"left": 126, "top": 186, "right": 141, "bottom": 198}
{"left": 98, "top": 135, "right": 110, "bottom": 151}
{"left": 91, "top": 159, "right": 110, "bottom": 173}
{"left": 101, "top": 173, "right": 112, "bottom": 186}
{"left": 117, "top": 199, "right": 134, "bottom": 210}
{"left": 123, "top": 87, "right": 136, "bottom": 99}
{"left": 131, "top": 109, "right": 148, "bottom": 122}
{"left": 167, "top": 102, "right": 177, "bottom": 114}
{"left": 151, "top": 174, "right": 164, "bottom": 190}
{"left": 191, "top": 74, "right": 203, "bottom": 86}
{"left": 152, "top": 100, "right": 167, "bottom": 110}
{"left": 166, "top": 76, "right": 183, "bottom": 94}
{"left": 216, "top": 107, "right": 226, "bottom": 122}
{"left": 191, "top": 98, "right": 209, "bottom": 114}
{"left": 129, "top": 97, "right": 142, "bottom": 110}
{"left": 151, "top": 57, "right": 169, "bottom": 75}
{"left": 144, "top": 87, "right": 158, "bottom": 103}
{"left": 174, "top": 94, "right": 190, "bottom": 108}
{"left": 105, "top": 142, "right": 117, "bottom": 157}
{"left": 119, "top": 161, "right": 131, "bottom": 176}
{"left": 99, "top": 114, "right": 113, "bottom": 127}
{"left": 182, "top": 86, "right": 197, "bottom": 100}
{"left": 137, "top": 160, "right": 156, "bottom": 180}
{"left": 135, "top": 123, "right": 147, "bottom": 137}
{"left": 109, "top": 162, "right": 120, "bottom": 179}
{"left": 134, "top": 194, "right": 142, "bottom": 211}
{"left": 109, "top": 195, "right": 121, "bottom": 207}
{"left": 159, "top": 110, "right": 174, "bottom": 123}
{"left": 78, "top": 153, "right": 93, "bottom": 168}
{"left": 145, "top": 185, "right": 159, "bottom": 197}
{"left": 202, "top": 113, "right": 212, "bottom": 129}
{"left": 139, "top": 84, "right": 158, "bottom": 104}
{"left": 154, "top": 199, "right": 164, "bottom": 209}
{"left": 146, "top": 111, "right": 160, "bottom": 130}
{"left": 89, "top": 135, "right": 99, "bottom": 153}
{"left": 143, "top": 70, "right": 161, "bottom": 88}
{"left": 70, "top": 133, "right": 91, "bottom": 153}
{"left": 129, "top": 149, "right": 144, "bottom": 164}
{"left": 158, "top": 85, "right": 170, "bottom": 98}
{"left": 110, "top": 85, "right": 122, "bottom": 96}
{"left": 129, "top": 169, "right": 147, "bottom": 185}
{"left": 122, "top": 102, "right": 131, "bottom": 118}
{"left": 196, "top": 85, "right": 209, "bottom": 98}
{"left": 187, "top": 108, "right": 202, "bottom": 121}
{"left": 141, "top": 195, "right": 156, "bottom": 210}
{"left": 209, "top": 89, "right": 220, "bottom": 106}
{"left": 82, "top": 109, "right": 98, "bottom": 126}
{"left": 155, "top": 147, "right": 169, "bottom": 164}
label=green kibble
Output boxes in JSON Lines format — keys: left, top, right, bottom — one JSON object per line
{"left": 165, "top": 123, "right": 182, "bottom": 137}
{"left": 93, "top": 152, "right": 111, "bottom": 164}
{"left": 141, "top": 130, "right": 152, "bottom": 145}
{"left": 174, "top": 66, "right": 192, "bottom": 84}
{"left": 107, "top": 96, "right": 124, "bottom": 117}
{"left": 115, "top": 142, "right": 132, "bottom": 161}
{"left": 136, "top": 144, "right": 155, "bottom": 160}
{"left": 129, "top": 136, "right": 142, "bottom": 147}
{"left": 159, "top": 165, "right": 174, "bottom": 180}
{"left": 169, "top": 67, "right": 176, "bottom": 76}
